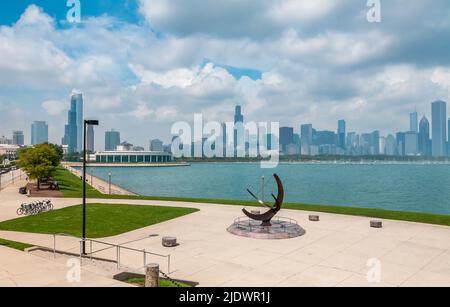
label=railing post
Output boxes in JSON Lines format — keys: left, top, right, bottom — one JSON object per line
{"left": 168, "top": 255, "right": 171, "bottom": 274}
{"left": 143, "top": 250, "right": 147, "bottom": 268}
{"left": 117, "top": 246, "right": 120, "bottom": 269}
{"left": 79, "top": 240, "right": 83, "bottom": 266}
{"left": 90, "top": 240, "right": 93, "bottom": 261}
{"left": 53, "top": 234, "right": 56, "bottom": 259}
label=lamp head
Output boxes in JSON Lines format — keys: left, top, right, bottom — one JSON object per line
{"left": 85, "top": 120, "right": 99, "bottom": 126}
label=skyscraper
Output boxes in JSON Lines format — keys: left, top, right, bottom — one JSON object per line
{"left": 279, "top": 127, "right": 294, "bottom": 154}
{"left": 86, "top": 124, "right": 94, "bottom": 153}
{"left": 448, "top": 117, "right": 450, "bottom": 157}
{"left": 234, "top": 106, "right": 244, "bottom": 157}
{"left": 63, "top": 99, "right": 78, "bottom": 153}
{"left": 105, "top": 130, "right": 121, "bottom": 151}
{"left": 301, "top": 124, "right": 313, "bottom": 155}
{"left": 31, "top": 121, "right": 48, "bottom": 145}
{"left": 405, "top": 132, "right": 419, "bottom": 156}
{"left": 12, "top": 131, "right": 24, "bottom": 146}
{"left": 371, "top": 131, "right": 380, "bottom": 155}
{"left": 419, "top": 116, "right": 431, "bottom": 157}
{"left": 234, "top": 105, "right": 244, "bottom": 124}
{"left": 71, "top": 93, "right": 84, "bottom": 152}
{"left": 385, "top": 134, "right": 397, "bottom": 156}
{"left": 410, "top": 111, "right": 418, "bottom": 133}
{"left": 337, "top": 120, "right": 346, "bottom": 150}
{"left": 396, "top": 132, "right": 406, "bottom": 156}
{"left": 431, "top": 100, "right": 447, "bottom": 157}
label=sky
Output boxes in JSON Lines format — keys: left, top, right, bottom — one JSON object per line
{"left": 0, "top": 0, "right": 450, "bottom": 149}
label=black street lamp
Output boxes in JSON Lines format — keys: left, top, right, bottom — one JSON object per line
{"left": 82, "top": 119, "right": 99, "bottom": 255}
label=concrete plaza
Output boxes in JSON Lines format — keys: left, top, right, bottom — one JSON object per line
{"left": 0, "top": 179, "right": 450, "bottom": 287}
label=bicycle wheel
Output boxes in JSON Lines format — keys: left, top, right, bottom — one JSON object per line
{"left": 16, "top": 208, "right": 24, "bottom": 216}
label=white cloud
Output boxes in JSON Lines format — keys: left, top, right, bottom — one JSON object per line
{"left": 42, "top": 100, "right": 67, "bottom": 116}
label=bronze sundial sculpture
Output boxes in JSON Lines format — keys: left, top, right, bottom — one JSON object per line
{"left": 243, "top": 174, "right": 284, "bottom": 227}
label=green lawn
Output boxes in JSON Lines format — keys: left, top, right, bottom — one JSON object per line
{"left": 53, "top": 166, "right": 450, "bottom": 227}
{"left": 0, "top": 238, "right": 33, "bottom": 251}
{"left": 0, "top": 204, "right": 199, "bottom": 238}
{"left": 126, "top": 278, "right": 191, "bottom": 288}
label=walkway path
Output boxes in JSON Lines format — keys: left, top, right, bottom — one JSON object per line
{"left": 1, "top": 180, "right": 449, "bottom": 287}
{"left": 63, "top": 165, "right": 136, "bottom": 196}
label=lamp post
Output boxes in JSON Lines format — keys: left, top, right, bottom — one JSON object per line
{"left": 82, "top": 119, "right": 99, "bottom": 255}
{"left": 108, "top": 172, "right": 112, "bottom": 195}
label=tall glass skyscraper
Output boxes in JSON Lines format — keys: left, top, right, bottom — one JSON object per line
{"left": 301, "top": 124, "right": 313, "bottom": 155}
{"left": 419, "top": 116, "right": 431, "bottom": 157}
{"left": 105, "top": 130, "right": 121, "bottom": 151}
{"left": 337, "top": 120, "right": 346, "bottom": 150}
{"left": 71, "top": 93, "right": 84, "bottom": 152}
{"left": 62, "top": 93, "right": 84, "bottom": 153}
{"left": 410, "top": 111, "right": 418, "bottom": 133}
{"left": 63, "top": 100, "right": 78, "bottom": 153}
{"left": 86, "top": 124, "right": 94, "bottom": 153}
{"left": 31, "top": 121, "right": 48, "bottom": 145}
{"left": 431, "top": 100, "right": 447, "bottom": 157}
{"left": 279, "top": 127, "right": 294, "bottom": 154}
{"left": 234, "top": 105, "right": 244, "bottom": 124}
{"left": 12, "top": 131, "right": 24, "bottom": 146}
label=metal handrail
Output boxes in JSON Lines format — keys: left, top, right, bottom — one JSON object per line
{"left": 52, "top": 233, "right": 171, "bottom": 274}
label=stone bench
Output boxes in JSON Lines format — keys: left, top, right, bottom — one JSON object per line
{"left": 162, "top": 237, "right": 178, "bottom": 247}
{"left": 309, "top": 215, "right": 320, "bottom": 222}
{"left": 370, "top": 220, "right": 383, "bottom": 228}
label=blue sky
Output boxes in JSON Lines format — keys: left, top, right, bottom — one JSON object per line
{"left": 0, "top": 0, "right": 140, "bottom": 25}
{"left": 0, "top": 1, "right": 449, "bottom": 148}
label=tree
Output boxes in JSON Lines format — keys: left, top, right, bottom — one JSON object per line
{"left": 45, "top": 143, "right": 64, "bottom": 161}
{"left": 19, "top": 144, "right": 61, "bottom": 190}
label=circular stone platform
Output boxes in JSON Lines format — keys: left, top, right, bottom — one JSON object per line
{"left": 227, "top": 217, "right": 306, "bottom": 240}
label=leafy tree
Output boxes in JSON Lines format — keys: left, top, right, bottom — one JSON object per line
{"left": 19, "top": 144, "right": 61, "bottom": 190}
{"left": 45, "top": 143, "right": 64, "bottom": 161}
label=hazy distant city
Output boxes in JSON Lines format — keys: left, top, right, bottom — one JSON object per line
{"left": 1, "top": 92, "right": 449, "bottom": 161}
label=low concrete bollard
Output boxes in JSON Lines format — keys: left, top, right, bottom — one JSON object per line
{"left": 145, "top": 263, "right": 160, "bottom": 288}
{"left": 309, "top": 215, "right": 320, "bottom": 222}
{"left": 370, "top": 220, "right": 383, "bottom": 228}
{"left": 162, "top": 237, "right": 178, "bottom": 247}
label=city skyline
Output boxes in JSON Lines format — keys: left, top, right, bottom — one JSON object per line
{"left": 1, "top": 1, "right": 450, "bottom": 145}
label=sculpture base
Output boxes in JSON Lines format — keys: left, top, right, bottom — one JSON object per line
{"left": 227, "top": 217, "right": 306, "bottom": 240}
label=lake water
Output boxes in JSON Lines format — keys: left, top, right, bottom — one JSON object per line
{"left": 85, "top": 163, "right": 450, "bottom": 215}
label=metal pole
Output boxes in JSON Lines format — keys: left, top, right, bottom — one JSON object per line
{"left": 82, "top": 121, "right": 87, "bottom": 255}
{"left": 261, "top": 176, "right": 265, "bottom": 203}
{"left": 108, "top": 173, "right": 111, "bottom": 195}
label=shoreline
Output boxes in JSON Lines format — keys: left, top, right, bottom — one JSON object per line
{"left": 62, "top": 162, "right": 190, "bottom": 168}
{"left": 63, "top": 165, "right": 138, "bottom": 196}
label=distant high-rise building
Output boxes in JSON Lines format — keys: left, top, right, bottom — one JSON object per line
{"left": 337, "top": 120, "right": 346, "bottom": 150}
{"left": 86, "top": 124, "right": 94, "bottom": 153}
{"left": 301, "top": 124, "right": 313, "bottom": 155}
{"left": 63, "top": 99, "right": 78, "bottom": 153}
{"left": 405, "top": 132, "right": 419, "bottom": 156}
{"left": 448, "top": 117, "right": 450, "bottom": 157}
{"left": 371, "top": 131, "right": 380, "bottom": 155}
{"left": 12, "top": 131, "right": 24, "bottom": 146}
{"left": 233, "top": 106, "right": 245, "bottom": 157}
{"left": 396, "top": 132, "right": 406, "bottom": 156}
{"left": 314, "top": 131, "right": 337, "bottom": 146}
{"left": 431, "top": 101, "right": 447, "bottom": 157}
{"left": 31, "top": 121, "right": 48, "bottom": 145}
{"left": 150, "top": 139, "right": 164, "bottom": 152}
{"left": 71, "top": 93, "right": 84, "bottom": 152}
{"left": 419, "top": 116, "right": 431, "bottom": 157}
{"left": 385, "top": 134, "right": 397, "bottom": 156}
{"left": 410, "top": 111, "right": 418, "bottom": 133}
{"left": 234, "top": 105, "right": 244, "bottom": 124}
{"left": 279, "top": 127, "right": 294, "bottom": 154}
{"left": 105, "top": 130, "right": 121, "bottom": 151}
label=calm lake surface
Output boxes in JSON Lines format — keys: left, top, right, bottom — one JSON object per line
{"left": 86, "top": 163, "right": 450, "bottom": 215}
